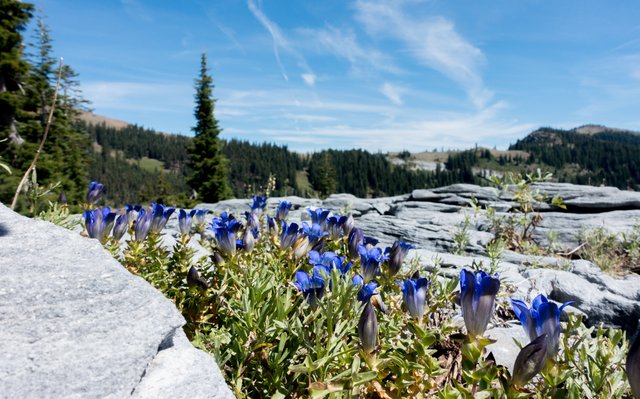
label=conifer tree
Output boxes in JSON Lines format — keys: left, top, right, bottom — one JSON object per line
{"left": 187, "top": 53, "right": 232, "bottom": 202}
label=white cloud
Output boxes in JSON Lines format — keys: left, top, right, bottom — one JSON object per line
{"left": 298, "top": 26, "right": 401, "bottom": 75}
{"left": 302, "top": 73, "right": 316, "bottom": 87}
{"left": 354, "top": 0, "right": 492, "bottom": 108}
{"left": 380, "top": 82, "right": 404, "bottom": 105}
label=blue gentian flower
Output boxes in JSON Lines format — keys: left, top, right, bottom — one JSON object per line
{"left": 511, "top": 294, "right": 573, "bottom": 358}
{"left": 192, "top": 209, "right": 208, "bottom": 229}
{"left": 359, "top": 246, "right": 389, "bottom": 283}
{"left": 307, "top": 207, "right": 331, "bottom": 228}
{"left": 83, "top": 207, "right": 117, "bottom": 242}
{"left": 280, "top": 221, "right": 300, "bottom": 250}
{"left": 275, "top": 200, "right": 292, "bottom": 221}
{"left": 86, "top": 181, "right": 105, "bottom": 205}
{"left": 178, "top": 209, "right": 197, "bottom": 236}
{"left": 112, "top": 207, "right": 132, "bottom": 241}
{"left": 352, "top": 274, "right": 379, "bottom": 303}
{"left": 150, "top": 203, "right": 175, "bottom": 233}
{"left": 397, "top": 276, "right": 430, "bottom": 320}
{"left": 134, "top": 208, "right": 153, "bottom": 242}
{"left": 326, "top": 216, "right": 345, "bottom": 240}
{"left": 308, "top": 251, "right": 352, "bottom": 275}
{"left": 348, "top": 228, "right": 364, "bottom": 259}
{"left": 460, "top": 269, "right": 501, "bottom": 338}
{"left": 293, "top": 269, "right": 325, "bottom": 308}
{"left": 385, "top": 241, "right": 414, "bottom": 277}
{"left": 301, "top": 222, "right": 329, "bottom": 252}
{"left": 363, "top": 236, "right": 379, "bottom": 247}
{"left": 213, "top": 225, "right": 237, "bottom": 257}
{"left": 251, "top": 195, "right": 267, "bottom": 213}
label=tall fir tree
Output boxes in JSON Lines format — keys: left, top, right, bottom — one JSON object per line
{"left": 187, "top": 52, "right": 232, "bottom": 202}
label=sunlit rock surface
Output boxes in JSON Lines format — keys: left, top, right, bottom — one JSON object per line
{"left": 0, "top": 203, "right": 234, "bottom": 399}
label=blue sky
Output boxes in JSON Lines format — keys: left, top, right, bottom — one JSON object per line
{"left": 30, "top": 0, "right": 640, "bottom": 152}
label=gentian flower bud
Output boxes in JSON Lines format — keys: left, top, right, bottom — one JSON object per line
{"left": 511, "top": 294, "right": 573, "bottom": 358}
{"left": 150, "top": 203, "right": 175, "bottom": 233}
{"left": 511, "top": 334, "right": 549, "bottom": 387}
{"left": 267, "top": 215, "right": 278, "bottom": 236}
{"left": 275, "top": 200, "right": 292, "bottom": 221}
{"left": 460, "top": 269, "right": 500, "bottom": 338}
{"left": 359, "top": 300, "right": 378, "bottom": 355}
{"left": 280, "top": 221, "right": 300, "bottom": 250}
{"left": 384, "top": 241, "right": 414, "bottom": 277}
{"left": 627, "top": 331, "right": 640, "bottom": 399}
{"left": 112, "top": 208, "right": 131, "bottom": 241}
{"left": 242, "top": 228, "right": 256, "bottom": 253}
{"left": 396, "top": 276, "right": 430, "bottom": 320}
{"left": 86, "top": 181, "right": 105, "bottom": 205}
{"left": 292, "top": 235, "right": 311, "bottom": 259}
{"left": 187, "top": 266, "right": 209, "bottom": 290}
{"left": 245, "top": 211, "right": 259, "bottom": 231}
{"left": 134, "top": 208, "right": 153, "bottom": 242}
{"left": 348, "top": 228, "right": 364, "bottom": 259}
{"left": 211, "top": 251, "right": 225, "bottom": 266}
{"left": 293, "top": 269, "right": 325, "bottom": 308}
{"left": 359, "top": 246, "right": 389, "bottom": 283}
{"left": 342, "top": 214, "right": 355, "bottom": 236}
{"left": 178, "top": 209, "right": 196, "bottom": 236}
{"left": 57, "top": 191, "right": 67, "bottom": 205}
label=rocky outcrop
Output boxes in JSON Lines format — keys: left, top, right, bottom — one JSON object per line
{"left": 0, "top": 203, "right": 234, "bottom": 399}
{"left": 196, "top": 182, "right": 640, "bottom": 335}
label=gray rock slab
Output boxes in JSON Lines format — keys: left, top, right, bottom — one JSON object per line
{"left": 486, "top": 325, "right": 529, "bottom": 372}
{"left": 0, "top": 203, "right": 232, "bottom": 398}
{"left": 132, "top": 329, "right": 234, "bottom": 399}
{"left": 533, "top": 182, "right": 640, "bottom": 210}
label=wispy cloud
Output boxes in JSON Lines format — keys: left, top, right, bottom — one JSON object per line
{"left": 217, "top": 89, "right": 533, "bottom": 152}
{"left": 121, "top": 0, "right": 152, "bottom": 22}
{"left": 204, "top": 9, "right": 247, "bottom": 55}
{"left": 247, "top": 0, "right": 291, "bottom": 81}
{"left": 298, "top": 26, "right": 401, "bottom": 75}
{"left": 354, "top": 0, "right": 492, "bottom": 108}
{"left": 380, "top": 82, "right": 404, "bottom": 105}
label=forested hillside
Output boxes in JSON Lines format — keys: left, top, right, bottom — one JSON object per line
{"left": 83, "top": 122, "right": 465, "bottom": 205}
{"left": 510, "top": 127, "right": 640, "bottom": 189}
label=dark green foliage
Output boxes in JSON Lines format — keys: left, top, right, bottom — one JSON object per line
{"left": 223, "top": 138, "right": 301, "bottom": 197}
{"left": 307, "top": 149, "right": 461, "bottom": 198}
{"left": 0, "top": 7, "right": 90, "bottom": 212}
{"left": 511, "top": 127, "right": 640, "bottom": 189}
{"left": 187, "top": 53, "right": 232, "bottom": 202}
